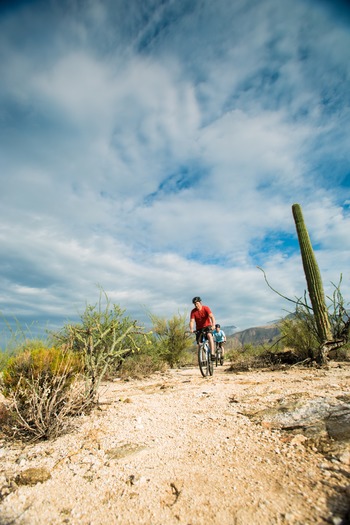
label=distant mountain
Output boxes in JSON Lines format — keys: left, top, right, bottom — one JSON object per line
{"left": 228, "top": 322, "right": 281, "bottom": 346}
{"left": 221, "top": 325, "right": 237, "bottom": 336}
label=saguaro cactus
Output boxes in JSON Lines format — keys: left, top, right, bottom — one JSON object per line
{"left": 292, "top": 204, "right": 332, "bottom": 359}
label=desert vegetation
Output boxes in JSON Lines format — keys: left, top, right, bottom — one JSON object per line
{"left": 0, "top": 292, "right": 199, "bottom": 441}
{"left": 1, "top": 283, "right": 349, "bottom": 443}
{"left": 1, "top": 204, "right": 350, "bottom": 443}
{"left": 256, "top": 203, "right": 350, "bottom": 366}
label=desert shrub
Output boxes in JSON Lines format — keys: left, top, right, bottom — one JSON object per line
{"left": 0, "top": 349, "right": 11, "bottom": 372}
{"left": 187, "top": 344, "right": 201, "bottom": 367}
{"left": 327, "top": 276, "right": 350, "bottom": 341}
{"left": 279, "top": 315, "right": 318, "bottom": 361}
{"left": 0, "top": 346, "right": 89, "bottom": 441}
{"left": 50, "top": 290, "right": 150, "bottom": 399}
{"left": 260, "top": 268, "right": 350, "bottom": 363}
{"left": 0, "top": 401, "right": 9, "bottom": 429}
{"left": 0, "top": 339, "right": 48, "bottom": 372}
{"left": 149, "top": 312, "right": 193, "bottom": 368}
{"left": 118, "top": 351, "right": 169, "bottom": 379}
{"left": 328, "top": 342, "right": 350, "bottom": 361}
{"left": 2, "top": 346, "right": 82, "bottom": 397}
{"left": 118, "top": 318, "right": 196, "bottom": 379}
{"left": 226, "top": 343, "right": 281, "bottom": 371}
{"left": 278, "top": 287, "right": 350, "bottom": 363}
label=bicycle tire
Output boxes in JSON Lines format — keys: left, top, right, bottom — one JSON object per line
{"left": 207, "top": 342, "right": 214, "bottom": 376}
{"left": 198, "top": 344, "right": 209, "bottom": 377}
{"left": 208, "top": 347, "right": 214, "bottom": 375}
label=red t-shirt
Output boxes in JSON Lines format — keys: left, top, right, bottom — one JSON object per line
{"left": 190, "top": 305, "right": 212, "bottom": 330}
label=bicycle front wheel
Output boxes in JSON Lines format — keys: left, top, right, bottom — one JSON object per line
{"left": 208, "top": 345, "right": 214, "bottom": 376}
{"left": 198, "top": 344, "right": 209, "bottom": 377}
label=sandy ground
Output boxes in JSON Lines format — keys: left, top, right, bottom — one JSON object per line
{"left": 1, "top": 362, "right": 350, "bottom": 525}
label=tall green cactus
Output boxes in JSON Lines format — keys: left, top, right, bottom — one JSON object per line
{"left": 292, "top": 203, "right": 332, "bottom": 345}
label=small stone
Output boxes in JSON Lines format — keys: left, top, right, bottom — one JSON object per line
{"left": 15, "top": 455, "right": 27, "bottom": 465}
{"left": 338, "top": 450, "right": 350, "bottom": 465}
{"left": 331, "top": 517, "right": 343, "bottom": 525}
{"left": 16, "top": 467, "right": 51, "bottom": 486}
{"left": 106, "top": 443, "right": 146, "bottom": 460}
{"left": 290, "top": 434, "right": 308, "bottom": 446}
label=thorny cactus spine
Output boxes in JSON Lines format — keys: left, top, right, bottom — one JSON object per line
{"left": 292, "top": 203, "right": 332, "bottom": 345}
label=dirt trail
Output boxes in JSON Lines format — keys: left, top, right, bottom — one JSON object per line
{"left": 1, "top": 363, "right": 350, "bottom": 524}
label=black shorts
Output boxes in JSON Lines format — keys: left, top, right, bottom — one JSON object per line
{"left": 196, "top": 327, "right": 211, "bottom": 344}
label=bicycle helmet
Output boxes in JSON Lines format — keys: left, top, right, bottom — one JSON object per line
{"left": 192, "top": 296, "right": 202, "bottom": 304}
{"left": 215, "top": 324, "right": 220, "bottom": 328}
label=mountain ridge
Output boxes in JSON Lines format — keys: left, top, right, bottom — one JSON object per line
{"left": 225, "top": 321, "right": 281, "bottom": 346}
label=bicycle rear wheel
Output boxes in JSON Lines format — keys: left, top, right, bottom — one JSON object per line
{"left": 198, "top": 344, "right": 209, "bottom": 377}
{"left": 219, "top": 344, "right": 224, "bottom": 365}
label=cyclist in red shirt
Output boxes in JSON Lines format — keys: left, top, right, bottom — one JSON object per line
{"left": 189, "top": 296, "right": 216, "bottom": 359}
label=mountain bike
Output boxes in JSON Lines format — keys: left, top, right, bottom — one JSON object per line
{"left": 196, "top": 330, "right": 214, "bottom": 377}
{"left": 215, "top": 342, "right": 225, "bottom": 366}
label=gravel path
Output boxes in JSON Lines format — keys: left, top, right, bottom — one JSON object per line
{"left": 1, "top": 363, "right": 350, "bottom": 524}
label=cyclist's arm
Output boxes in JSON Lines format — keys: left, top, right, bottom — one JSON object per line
{"left": 209, "top": 311, "right": 215, "bottom": 329}
{"left": 189, "top": 318, "right": 195, "bottom": 333}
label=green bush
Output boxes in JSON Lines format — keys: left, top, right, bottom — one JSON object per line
{"left": 328, "top": 343, "right": 350, "bottom": 361}
{"left": 0, "top": 349, "right": 12, "bottom": 373}
{"left": 50, "top": 290, "right": 150, "bottom": 399}
{"left": 0, "top": 339, "right": 48, "bottom": 373}
{"left": 149, "top": 312, "right": 194, "bottom": 368}
{"left": 118, "top": 352, "right": 169, "bottom": 379}
{"left": 2, "top": 346, "right": 83, "bottom": 397}
{"left": 279, "top": 315, "right": 319, "bottom": 361}
{"left": 226, "top": 343, "right": 281, "bottom": 371}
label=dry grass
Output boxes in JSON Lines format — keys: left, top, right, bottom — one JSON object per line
{"left": 3, "top": 372, "right": 93, "bottom": 442}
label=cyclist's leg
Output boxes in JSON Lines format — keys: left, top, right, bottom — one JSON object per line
{"left": 220, "top": 341, "right": 224, "bottom": 356}
{"left": 195, "top": 330, "right": 201, "bottom": 351}
{"left": 219, "top": 341, "right": 224, "bottom": 364}
{"left": 207, "top": 330, "right": 215, "bottom": 357}
{"left": 215, "top": 341, "right": 219, "bottom": 367}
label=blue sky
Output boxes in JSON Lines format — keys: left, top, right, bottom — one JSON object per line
{"left": 1, "top": 0, "right": 350, "bottom": 341}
